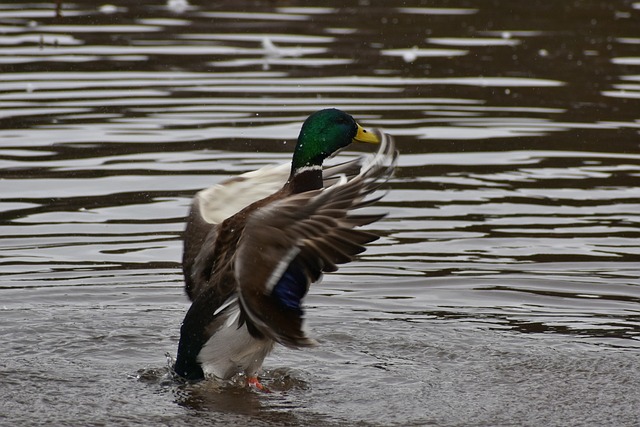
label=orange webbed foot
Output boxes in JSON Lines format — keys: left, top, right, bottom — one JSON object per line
{"left": 247, "top": 376, "right": 271, "bottom": 393}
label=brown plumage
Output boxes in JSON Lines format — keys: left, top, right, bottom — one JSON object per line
{"left": 174, "top": 110, "right": 396, "bottom": 382}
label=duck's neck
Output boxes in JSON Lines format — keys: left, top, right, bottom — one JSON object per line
{"left": 288, "top": 164, "right": 323, "bottom": 194}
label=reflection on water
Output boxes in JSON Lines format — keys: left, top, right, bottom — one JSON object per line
{"left": 1, "top": 1, "right": 640, "bottom": 426}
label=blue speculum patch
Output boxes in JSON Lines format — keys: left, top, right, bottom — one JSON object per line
{"left": 271, "top": 261, "right": 307, "bottom": 312}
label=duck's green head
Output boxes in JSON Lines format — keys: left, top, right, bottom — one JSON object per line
{"left": 291, "top": 108, "right": 379, "bottom": 174}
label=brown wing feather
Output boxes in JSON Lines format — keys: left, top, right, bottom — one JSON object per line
{"left": 182, "top": 197, "right": 217, "bottom": 301}
{"left": 234, "top": 132, "right": 397, "bottom": 347}
{"left": 182, "top": 156, "right": 369, "bottom": 302}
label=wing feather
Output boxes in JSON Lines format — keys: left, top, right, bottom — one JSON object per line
{"left": 234, "top": 132, "right": 397, "bottom": 347}
{"left": 183, "top": 145, "right": 387, "bottom": 302}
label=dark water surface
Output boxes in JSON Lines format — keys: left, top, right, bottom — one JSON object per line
{"left": 1, "top": 1, "right": 640, "bottom": 426}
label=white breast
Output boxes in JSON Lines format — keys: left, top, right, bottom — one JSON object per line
{"left": 196, "top": 300, "right": 274, "bottom": 380}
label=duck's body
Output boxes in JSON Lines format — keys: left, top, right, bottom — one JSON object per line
{"left": 174, "top": 109, "right": 396, "bottom": 382}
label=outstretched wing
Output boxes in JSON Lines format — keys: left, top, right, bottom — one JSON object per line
{"left": 183, "top": 157, "right": 368, "bottom": 301}
{"left": 234, "top": 132, "right": 397, "bottom": 347}
{"left": 182, "top": 163, "right": 290, "bottom": 301}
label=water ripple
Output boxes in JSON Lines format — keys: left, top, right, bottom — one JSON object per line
{"left": 1, "top": 2, "right": 640, "bottom": 425}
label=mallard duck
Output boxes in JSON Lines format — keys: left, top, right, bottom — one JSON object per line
{"left": 174, "top": 108, "right": 397, "bottom": 387}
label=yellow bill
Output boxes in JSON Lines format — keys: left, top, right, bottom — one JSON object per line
{"left": 353, "top": 124, "right": 380, "bottom": 144}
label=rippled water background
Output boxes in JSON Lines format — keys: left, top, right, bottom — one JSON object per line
{"left": 1, "top": 1, "right": 640, "bottom": 425}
